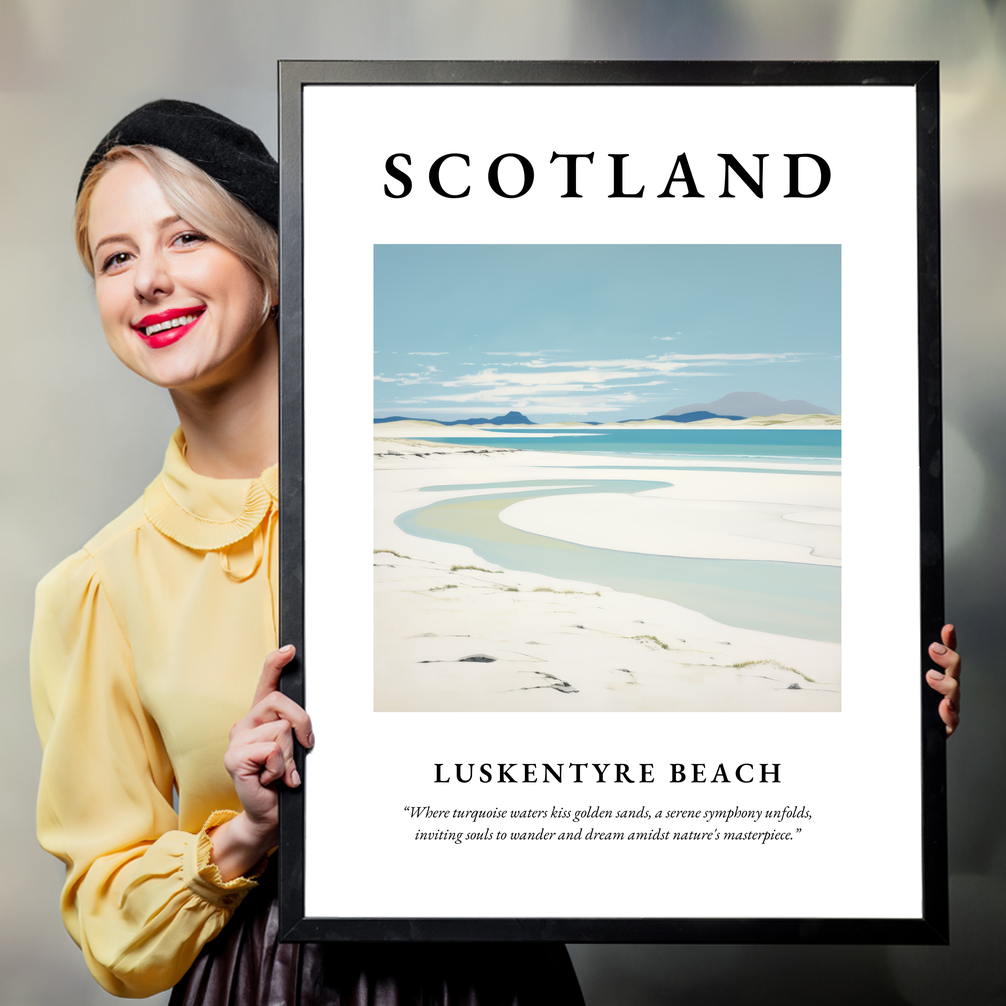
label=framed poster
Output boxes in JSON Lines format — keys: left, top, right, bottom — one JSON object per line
{"left": 277, "top": 61, "right": 946, "bottom": 943}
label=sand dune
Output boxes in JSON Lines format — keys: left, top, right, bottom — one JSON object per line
{"left": 374, "top": 555, "right": 840, "bottom": 712}
{"left": 498, "top": 488, "right": 841, "bottom": 565}
{"left": 374, "top": 414, "right": 840, "bottom": 438}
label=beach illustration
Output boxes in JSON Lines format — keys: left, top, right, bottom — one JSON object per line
{"left": 374, "top": 245, "right": 841, "bottom": 712}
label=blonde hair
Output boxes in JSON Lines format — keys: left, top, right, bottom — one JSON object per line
{"left": 75, "top": 145, "right": 278, "bottom": 322}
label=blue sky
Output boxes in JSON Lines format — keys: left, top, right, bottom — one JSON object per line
{"left": 374, "top": 245, "right": 840, "bottom": 422}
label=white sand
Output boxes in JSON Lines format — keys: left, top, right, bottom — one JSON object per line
{"left": 498, "top": 478, "right": 840, "bottom": 566}
{"left": 374, "top": 437, "right": 841, "bottom": 713}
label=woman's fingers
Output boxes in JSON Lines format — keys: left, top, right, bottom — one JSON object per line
{"left": 230, "top": 719, "right": 302, "bottom": 788}
{"left": 224, "top": 738, "right": 288, "bottom": 788}
{"left": 926, "top": 667, "right": 959, "bottom": 704}
{"left": 252, "top": 644, "right": 296, "bottom": 706}
{"left": 927, "top": 623, "right": 961, "bottom": 737}
{"left": 255, "top": 691, "right": 313, "bottom": 749}
{"left": 928, "top": 630, "right": 961, "bottom": 685}
{"left": 941, "top": 623, "right": 958, "bottom": 653}
{"left": 223, "top": 644, "right": 312, "bottom": 816}
{"left": 259, "top": 742, "right": 289, "bottom": 787}
{"left": 929, "top": 637, "right": 960, "bottom": 674}
{"left": 218, "top": 647, "right": 309, "bottom": 848}
{"left": 243, "top": 644, "right": 314, "bottom": 749}
{"left": 926, "top": 684, "right": 960, "bottom": 736}
{"left": 232, "top": 689, "right": 314, "bottom": 750}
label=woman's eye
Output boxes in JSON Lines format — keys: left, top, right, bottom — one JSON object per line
{"left": 173, "top": 231, "right": 208, "bottom": 248}
{"left": 101, "top": 251, "right": 132, "bottom": 273}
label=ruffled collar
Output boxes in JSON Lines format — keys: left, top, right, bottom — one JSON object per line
{"left": 143, "top": 428, "right": 278, "bottom": 551}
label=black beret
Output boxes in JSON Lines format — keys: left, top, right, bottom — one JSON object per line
{"left": 78, "top": 99, "right": 278, "bottom": 228}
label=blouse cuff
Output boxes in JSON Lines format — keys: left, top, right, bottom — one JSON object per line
{"left": 183, "top": 810, "right": 269, "bottom": 909}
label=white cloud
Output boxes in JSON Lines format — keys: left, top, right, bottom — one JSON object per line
{"left": 382, "top": 350, "right": 818, "bottom": 412}
{"left": 374, "top": 372, "right": 433, "bottom": 386}
{"left": 484, "top": 350, "right": 553, "bottom": 357}
{"left": 659, "top": 352, "right": 808, "bottom": 362}
{"left": 441, "top": 367, "right": 667, "bottom": 390}
{"left": 431, "top": 353, "right": 802, "bottom": 399}
{"left": 408, "top": 351, "right": 449, "bottom": 356}
{"left": 394, "top": 390, "right": 648, "bottom": 411}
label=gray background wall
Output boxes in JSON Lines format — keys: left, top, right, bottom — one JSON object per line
{"left": 1, "top": 2, "right": 1003, "bottom": 1003}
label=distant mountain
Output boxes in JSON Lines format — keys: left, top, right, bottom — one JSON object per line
{"left": 484, "top": 411, "right": 535, "bottom": 425}
{"left": 652, "top": 411, "right": 745, "bottom": 423}
{"left": 619, "top": 410, "right": 744, "bottom": 424}
{"left": 375, "top": 411, "right": 535, "bottom": 426}
{"left": 658, "top": 392, "right": 835, "bottom": 419}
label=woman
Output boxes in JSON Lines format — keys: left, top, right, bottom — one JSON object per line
{"left": 31, "top": 99, "right": 585, "bottom": 1003}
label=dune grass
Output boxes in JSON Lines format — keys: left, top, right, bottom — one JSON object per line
{"left": 629, "top": 634, "right": 670, "bottom": 650}
{"left": 730, "top": 658, "right": 816, "bottom": 683}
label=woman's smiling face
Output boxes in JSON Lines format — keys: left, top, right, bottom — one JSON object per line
{"left": 88, "top": 158, "right": 269, "bottom": 392}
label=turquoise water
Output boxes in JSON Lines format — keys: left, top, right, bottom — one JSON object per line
{"left": 395, "top": 474, "right": 841, "bottom": 642}
{"left": 425, "top": 428, "right": 840, "bottom": 464}
{"left": 571, "top": 465, "right": 839, "bottom": 476}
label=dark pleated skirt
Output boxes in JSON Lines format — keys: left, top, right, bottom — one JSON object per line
{"left": 169, "top": 869, "right": 585, "bottom": 1006}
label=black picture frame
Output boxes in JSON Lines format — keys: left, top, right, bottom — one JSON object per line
{"left": 277, "top": 60, "right": 945, "bottom": 944}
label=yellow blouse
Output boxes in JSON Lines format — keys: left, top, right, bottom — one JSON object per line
{"left": 31, "top": 428, "right": 279, "bottom": 998}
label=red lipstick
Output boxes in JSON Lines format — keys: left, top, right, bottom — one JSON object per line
{"left": 133, "top": 306, "right": 205, "bottom": 349}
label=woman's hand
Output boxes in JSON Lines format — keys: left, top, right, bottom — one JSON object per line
{"left": 926, "top": 624, "right": 961, "bottom": 738}
{"left": 209, "top": 645, "right": 314, "bottom": 881}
